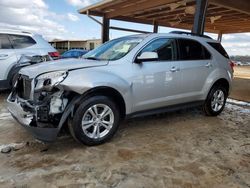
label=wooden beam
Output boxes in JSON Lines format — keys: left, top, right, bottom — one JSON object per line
{"left": 100, "top": 0, "right": 133, "bottom": 10}
{"left": 114, "top": 16, "right": 156, "bottom": 25}
{"left": 131, "top": 1, "right": 196, "bottom": 18}
{"left": 209, "top": 19, "right": 250, "bottom": 25}
{"left": 106, "top": 0, "right": 180, "bottom": 18}
{"left": 80, "top": 10, "right": 104, "bottom": 17}
{"left": 153, "top": 10, "right": 241, "bottom": 22}
{"left": 206, "top": 23, "right": 250, "bottom": 30}
{"left": 221, "top": 29, "right": 250, "bottom": 34}
{"left": 136, "top": 4, "right": 223, "bottom": 19}
{"left": 78, "top": 0, "right": 115, "bottom": 14}
{"left": 87, "top": 13, "right": 102, "bottom": 25}
{"left": 209, "top": 0, "right": 250, "bottom": 16}
{"left": 98, "top": 0, "right": 128, "bottom": 11}
{"left": 109, "top": 26, "right": 150, "bottom": 34}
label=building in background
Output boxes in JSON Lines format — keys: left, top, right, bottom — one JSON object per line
{"left": 49, "top": 39, "right": 101, "bottom": 53}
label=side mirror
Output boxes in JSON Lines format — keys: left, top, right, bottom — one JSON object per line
{"left": 135, "top": 52, "right": 158, "bottom": 63}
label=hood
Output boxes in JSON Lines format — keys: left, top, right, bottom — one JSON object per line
{"left": 19, "top": 58, "right": 109, "bottom": 78}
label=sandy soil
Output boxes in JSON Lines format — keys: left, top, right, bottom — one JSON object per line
{"left": 230, "top": 66, "right": 250, "bottom": 102}
{"left": 0, "top": 66, "right": 249, "bottom": 188}
{"left": 0, "top": 92, "right": 249, "bottom": 188}
{"left": 234, "top": 66, "right": 250, "bottom": 80}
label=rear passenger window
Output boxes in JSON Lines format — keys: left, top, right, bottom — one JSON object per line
{"left": 9, "top": 34, "right": 36, "bottom": 49}
{"left": 178, "top": 39, "right": 211, "bottom": 60}
{"left": 0, "top": 34, "right": 12, "bottom": 49}
{"left": 140, "top": 38, "right": 176, "bottom": 61}
{"left": 208, "top": 42, "right": 229, "bottom": 59}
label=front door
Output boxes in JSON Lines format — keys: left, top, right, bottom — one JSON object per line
{"left": 132, "top": 38, "right": 181, "bottom": 112}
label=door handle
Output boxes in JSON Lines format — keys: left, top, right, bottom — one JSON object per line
{"left": 0, "top": 54, "right": 8, "bottom": 57}
{"left": 170, "top": 67, "right": 180, "bottom": 72}
{"left": 0, "top": 54, "right": 9, "bottom": 59}
{"left": 205, "top": 62, "right": 212, "bottom": 68}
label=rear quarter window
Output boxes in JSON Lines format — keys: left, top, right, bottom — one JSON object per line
{"left": 208, "top": 42, "right": 229, "bottom": 59}
{"left": 9, "top": 34, "right": 36, "bottom": 49}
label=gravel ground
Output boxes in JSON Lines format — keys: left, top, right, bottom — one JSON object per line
{"left": 0, "top": 66, "right": 249, "bottom": 188}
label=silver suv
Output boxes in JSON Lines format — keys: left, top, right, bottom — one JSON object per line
{"left": 7, "top": 33, "right": 233, "bottom": 146}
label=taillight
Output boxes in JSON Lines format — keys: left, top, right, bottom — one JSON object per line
{"left": 229, "top": 61, "right": 235, "bottom": 73}
{"left": 48, "top": 52, "right": 60, "bottom": 59}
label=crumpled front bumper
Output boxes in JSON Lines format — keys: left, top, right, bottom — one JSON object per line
{"left": 7, "top": 94, "right": 60, "bottom": 142}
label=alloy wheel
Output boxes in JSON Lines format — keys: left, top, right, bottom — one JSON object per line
{"left": 81, "top": 104, "right": 114, "bottom": 139}
{"left": 211, "top": 89, "right": 225, "bottom": 112}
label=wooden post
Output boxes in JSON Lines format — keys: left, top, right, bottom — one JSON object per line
{"left": 102, "top": 15, "right": 110, "bottom": 43}
{"left": 192, "top": 0, "right": 209, "bottom": 35}
{"left": 217, "top": 32, "right": 223, "bottom": 42}
{"left": 153, "top": 21, "right": 158, "bottom": 33}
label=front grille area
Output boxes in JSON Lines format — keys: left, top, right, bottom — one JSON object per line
{"left": 16, "top": 75, "right": 32, "bottom": 100}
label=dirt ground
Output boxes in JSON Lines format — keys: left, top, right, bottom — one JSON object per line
{"left": 231, "top": 66, "right": 250, "bottom": 102}
{"left": 0, "top": 67, "right": 249, "bottom": 188}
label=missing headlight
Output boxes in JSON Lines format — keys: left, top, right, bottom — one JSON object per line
{"left": 35, "top": 71, "right": 68, "bottom": 91}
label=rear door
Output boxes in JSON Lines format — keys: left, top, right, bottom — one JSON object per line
{"left": 0, "top": 34, "right": 17, "bottom": 81}
{"left": 132, "top": 38, "right": 182, "bottom": 112}
{"left": 177, "top": 38, "right": 212, "bottom": 101}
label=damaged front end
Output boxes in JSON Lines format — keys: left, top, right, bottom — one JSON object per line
{"left": 7, "top": 71, "right": 73, "bottom": 142}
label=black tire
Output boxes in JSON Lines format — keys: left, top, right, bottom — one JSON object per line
{"left": 203, "top": 85, "right": 228, "bottom": 116}
{"left": 70, "top": 96, "right": 120, "bottom": 146}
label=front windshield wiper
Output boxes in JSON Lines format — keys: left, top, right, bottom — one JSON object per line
{"left": 84, "top": 57, "right": 100, "bottom": 60}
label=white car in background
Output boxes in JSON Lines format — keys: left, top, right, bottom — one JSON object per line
{"left": 234, "top": 61, "right": 244, "bottom": 66}
{"left": 0, "top": 29, "right": 59, "bottom": 89}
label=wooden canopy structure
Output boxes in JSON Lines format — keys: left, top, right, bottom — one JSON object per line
{"left": 78, "top": 0, "right": 250, "bottom": 43}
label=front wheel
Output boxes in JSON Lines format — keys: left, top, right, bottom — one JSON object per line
{"left": 69, "top": 96, "right": 120, "bottom": 146}
{"left": 203, "top": 85, "right": 227, "bottom": 116}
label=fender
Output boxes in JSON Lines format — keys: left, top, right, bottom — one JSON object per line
{"left": 202, "top": 68, "right": 232, "bottom": 99}
{"left": 60, "top": 68, "right": 133, "bottom": 114}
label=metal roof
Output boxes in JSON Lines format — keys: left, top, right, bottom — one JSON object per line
{"left": 78, "top": 0, "right": 250, "bottom": 34}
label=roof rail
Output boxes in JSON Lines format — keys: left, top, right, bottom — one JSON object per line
{"left": 0, "top": 29, "right": 32, "bottom": 35}
{"left": 21, "top": 31, "right": 31, "bottom": 34}
{"left": 169, "top": 31, "right": 212, "bottom": 39}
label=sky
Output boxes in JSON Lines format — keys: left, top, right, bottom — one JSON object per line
{"left": 0, "top": 0, "right": 250, "bottom": 56}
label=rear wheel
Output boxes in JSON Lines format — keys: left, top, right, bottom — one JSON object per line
{"left": 69, "top": 96, "right": 120, "bottom": 146}
{"left": 203, "top": 85, "right": 227, "bottom": 116}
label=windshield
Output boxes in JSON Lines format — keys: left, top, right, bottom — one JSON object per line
{"left": 83, "top": 37, "right": 143, "bottom": 61}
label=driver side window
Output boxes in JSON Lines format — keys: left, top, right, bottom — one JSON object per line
{"left": 139, "top": 38, "right": 176, "bottom": 61}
